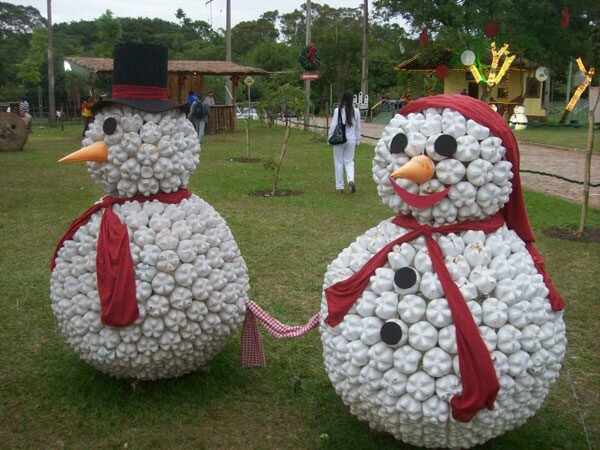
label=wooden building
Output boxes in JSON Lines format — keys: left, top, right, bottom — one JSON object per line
{"left": 65, "top": 57, "right": 268, "bottom": 133}
{"left": 395, "top": 52, "right": 547, "bottom": 121}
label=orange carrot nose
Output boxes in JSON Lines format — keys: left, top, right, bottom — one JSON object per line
{"left": 59, "top": 141, "right": 108, "bottom": 163}
{"left": 390, "top": 155, "right": 435, "bottom": 184}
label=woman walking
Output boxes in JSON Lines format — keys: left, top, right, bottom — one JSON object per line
{"left": 328, "top": 90, "right": 361, "bottom": 193}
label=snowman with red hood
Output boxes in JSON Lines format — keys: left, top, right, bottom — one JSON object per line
{"left": 49, "top": 43, "right": 249, "bottom": 380}
{"left": 320, "top": 95, "right": 566, "bottom": 448}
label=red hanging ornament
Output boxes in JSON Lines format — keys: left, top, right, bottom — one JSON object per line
{"left": 483, "top": 22, "right": 499, "bottom": 39}
{"left": 435, "top": 65, "right": 449, "bottom": 79}
{"left": 419, "top": 29, "right": 429, "bottom": 48}
{"left": 560, "top": 7, "right": 569, "bottom": 30}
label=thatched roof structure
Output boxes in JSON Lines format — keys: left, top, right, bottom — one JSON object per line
{"left": 65, "top": 57, "right": 269, "bottom": 76}
{"left": 395, "top": 51, "right": 538, "bottom": 72}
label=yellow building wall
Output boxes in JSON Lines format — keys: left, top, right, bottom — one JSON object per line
{"left": 441, "top": 69, "right": 545, "bottom": 119}
{"left": 444, "top": 73, "right": 466, "bottom": 94}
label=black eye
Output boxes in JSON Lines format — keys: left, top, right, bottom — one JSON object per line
{"left": 394, "top": 267, "right": 418, "bottom": 289}
{"left": 390, "top": 133, "right": 408, "bottom": 154}
{"left": 381, "top": 320, "right": 404, "bottom": 345}
{"left": 434, "top": 134, "right": 457, "bottom": 157}
{"left": 103, "top": 117, "right": 118, "bottom": 135}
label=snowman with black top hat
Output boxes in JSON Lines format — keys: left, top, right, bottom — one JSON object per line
{"left": 319, "top": 94, "right": 566, "bottom": 448}
{"left": 50, "top": 43, "right": 249, "bottom": 380}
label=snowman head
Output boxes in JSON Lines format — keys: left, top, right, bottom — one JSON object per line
{"left": 373, "top": 96, "right": 516, "bottom": 225}
{"left": 64, "top": 105, "right": 199, "bottom": 196}
{"left": 58, "top": 42, "right": 200, "bottom": 197}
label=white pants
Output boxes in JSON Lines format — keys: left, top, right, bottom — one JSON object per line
{"left": 333, "top": 141, "right": 356, "bottom": 190}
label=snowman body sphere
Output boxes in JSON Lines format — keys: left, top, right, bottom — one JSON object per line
{"left": 320, "top": 95, "right": 565, "bottom": 448}
{"left": 509, "top": 105, "right": 528, "bottom": 130}
{"left": 50, "top": 43, "right": 249, "bottom": 380}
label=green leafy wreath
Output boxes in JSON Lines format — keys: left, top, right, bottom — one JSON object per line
{"left": 298, "top": 43, "right": 321, "bottom": 71}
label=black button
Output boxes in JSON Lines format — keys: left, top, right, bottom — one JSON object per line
{"left": 434, "top": 134, "right": 457, "bottom": 157}
{"left": 390, "top": 133, "right": 408, "bottom": 154}
{"left": 394, "top": 267, "right": 417, "bottom": 289}
{"left": 103, "top": 117, "right": 118, "bottom": 135}
{"left": 381, "top": 321, "right": 403, "bottom": 345}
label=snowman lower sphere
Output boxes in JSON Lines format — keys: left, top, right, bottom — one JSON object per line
{"left": 50, "top": 195, "right": 249, "bottom": 380}
{"left": 320, "top": 220, "right": 566, "bottom": 448}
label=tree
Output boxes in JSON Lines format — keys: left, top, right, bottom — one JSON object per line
{"left": 0, "top": 2, "right": 47, "bottom": 99}
{"left": 93, "top": 10, "right": 122, "bottom": 57}
{"left": 577, "top": 22, "right": 600, "bottom": 236}
{"left": 373, "top": 0, "right": 600, "bottom": 78}
{"left": 259, "top": 84, "right": 308, "bottom": 196}
{"left": 175, "top": 8, "right": 186, "bottom": 23}
{"left": 231, "top": 11, "right": 279, "bottom": 60}
{"left": 16, "top": 26, "right": 48, "bottom": 86}
{"left": 0, "top": 2, "right": 46, "bottom": 36}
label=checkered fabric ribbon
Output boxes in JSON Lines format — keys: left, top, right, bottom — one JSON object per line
{"left": 241, "top": 300, "right": 320, "bottom": 368}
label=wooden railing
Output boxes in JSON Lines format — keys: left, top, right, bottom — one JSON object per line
{"left": 206, "top": 105, "right": 236, "bottom": 134}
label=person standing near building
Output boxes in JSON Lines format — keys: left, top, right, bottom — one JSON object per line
{"left": 81, "top": 96, "right": 94, "bottom": 137}
{"left": 328, "top": 90, "right": 361, "bottom": 194}
{"left": 187, "top": 90, "right": 197, "bottom": 106}
{"left": 188, "top": 93, "right": 209, "bottom": 143}
{"left": 19, "top": 107, "right": 32, "bottom": 133}
{"left": 19, "top": 97, "right": 30, "bottom": 114}
{"left": 203, "top": 91, "right": 215, "bottom": 107}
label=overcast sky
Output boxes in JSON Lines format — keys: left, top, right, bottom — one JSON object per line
{"left": 10, "top": 0, "right": 370, "bottom": 31}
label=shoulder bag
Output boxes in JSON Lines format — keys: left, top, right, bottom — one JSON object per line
{"left": 328, "top": 107, "right": 347, "bottom": 145}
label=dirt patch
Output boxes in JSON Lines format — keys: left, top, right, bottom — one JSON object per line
{"left": 229, "top": 157, "right": 262, "bottom": 163}
{"left": 543, "top": 227, "right": 600, "bottom": 243}
{"left": 249, "top": 190, "right": 303, "bottom": 197}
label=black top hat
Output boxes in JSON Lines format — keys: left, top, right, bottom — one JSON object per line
{"left": 93, "top": 42, "right": 185, "bottom": 113}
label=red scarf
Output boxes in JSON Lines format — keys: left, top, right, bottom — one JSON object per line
{"left": 325, "top": 213, "right": 504, "bottom": 422}
{"left": 324, "top": 95, "right": 565, "bottom": 422}
{"left": 400, "top": 95, "right": 564, "bottom": 312}
{"left": 50, "top": 189, "right": 192, "bottom": 327}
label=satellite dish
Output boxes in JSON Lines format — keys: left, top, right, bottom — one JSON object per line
{"left": 461, "top": 50, "right": 476, "bottom": 66}
{"left": 535, "top": 66, "right": 549, "bottom": 82}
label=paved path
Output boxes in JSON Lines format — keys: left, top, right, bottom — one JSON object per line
{"left": 301, "top": 117, "right": 600, "bottom": 208}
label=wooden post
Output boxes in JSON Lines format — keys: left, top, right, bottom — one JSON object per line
{"left": 324, "top": 101, "right": 329, "bottom": 137}
{"left": 245, "top": 119, "right": 250, "bottom": 160}
{"left": 577, "top": 96, "right": 599, "bottom": 236}
{"left": 47, "top": 0, "right": 56, "bottom": 126}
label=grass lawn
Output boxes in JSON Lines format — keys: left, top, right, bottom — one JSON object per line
{"left": 515, "top": 123, "right": 600, "bottom": 151}
{"left": 1, "top": 120, "right": 599, "bottom": 449}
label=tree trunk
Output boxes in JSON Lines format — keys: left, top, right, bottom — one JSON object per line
{"left": 244, "top": 119, "right": 250, "bottom": 160}
{"left": 559, "top": 109, "right": 570, "bottom": 124}
{"left": 272, "top": 124, "right": 291, "bottom": 196}
{"left": 480, "top": 84, "right": 491, "bottom": 102}
{"left": 577, "top": 97, "right": 598, "bottom": 236}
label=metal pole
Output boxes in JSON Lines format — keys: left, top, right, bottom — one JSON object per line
{"left": 565, "top": 58, "right": 573, "bottom": 106}
{"left": 37, "top": 86, "right": 44, "bottom": 128}
{"left": 360, "top": 0, "right": 368, "bottom": 102}
{"left": 304, "top": 0, "right": 311, "bottom": 131}
{"left": 225, "top": 0, "right": 232, "bottom": 106}
{"left": 47, "top": 0, "right": 55, "bottom": 126}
